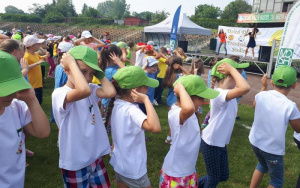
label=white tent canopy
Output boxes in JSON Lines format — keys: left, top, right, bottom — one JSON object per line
{"left": 144, "top": 13, "right": 212, "bottom": 36}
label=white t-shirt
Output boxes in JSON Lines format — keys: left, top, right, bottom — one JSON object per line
{"left": 109, "top": 99, "right": 147, "bottom": 179}
{"left": 52, "top": 84, "right": 111, "bottom": 171}
{"left": 249, "top": 90, "right": 300, "bottom": 155}
{"left": 135, "top": 50, "right": 145, "bottom": 67}
{"left": 0, "top": 99, "right": 31, "bottom": 188}
{"left": 162, "top": 105, "right": 201, "bottom": 177}
{"left": 294, "top": 132, "right": 300, "bottom": 142}
{"left": 202, "top": 88, "right": 237, "bottom": 147}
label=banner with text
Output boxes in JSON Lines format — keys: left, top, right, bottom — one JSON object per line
{"left": 216, "top": 26, "right": 285, "bottom": 58}
{"left": 275, "top": 1, "right": 300, "bottom": 67}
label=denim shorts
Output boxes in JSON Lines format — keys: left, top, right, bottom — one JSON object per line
{"left": 251, "top": 145, "right": 284, "bottom": 188}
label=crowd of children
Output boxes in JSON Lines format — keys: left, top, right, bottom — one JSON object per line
{"left": 0, "top": 26, "right": 299, "bottom": 188}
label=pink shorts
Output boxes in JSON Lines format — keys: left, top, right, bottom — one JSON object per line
{"left": 159, "top": 169, "right": 198, "bottom": 188}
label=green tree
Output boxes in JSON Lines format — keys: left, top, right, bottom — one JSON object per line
{"left": 56, "top": 0, "right": 77, "bottom": 17}
{"left": 82, "top": 7, "right": 102, "bottom": 18}
{"left": 82, "top": 3, "right": 88, "bottom": 14}
{"left": 151, "top": 10, "right": 169, "bottom": 23}
{"left": 5, "top": 5, "right": 25, "bottom": 14}
{"left": 133, "top": 11, "right": 152, "bottom": 21}
{"left": 44, "top": 12, "right": 65, "bottom": 23}
{"left": 29, "top": 3, "right": 51, "bottom": 18}
{"left": 190, "top": 4, "right": 221, "bottom": 19}
{"left": 97, "top": 0, "right": 130, "bottom": 19}
{"left": 221, "top": 0, "right": 252, "bottom": 19}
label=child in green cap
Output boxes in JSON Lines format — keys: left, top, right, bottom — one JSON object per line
{"left": 52, "top": 46, "right": 116, "bottom": 187}
{"left": 249, "top": 66, "right": 300, "bottom": 188}
{"left": 0, "top": 50, "right": 50, "bottom": 188}
{"left": 106, "top": 66, "right": 161, "bottom": 188}
{"left": 198, "top": 58, "right": 250, "bottom": 188}
{"left": 160, "top": 75, "right": 219, "bottom": 188}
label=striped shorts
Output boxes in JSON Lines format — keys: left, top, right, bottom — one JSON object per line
{"left": 61, "top": 158, "right": 110, "bottom": 188}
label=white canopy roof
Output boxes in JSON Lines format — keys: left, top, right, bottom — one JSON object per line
{"left": 144, "top": 13, "right": 212, "bottom": 36}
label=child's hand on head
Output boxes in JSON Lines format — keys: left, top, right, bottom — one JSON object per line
{"left": 109, "top": 52, "right": 122, "bottom": 65}
{"left": 173, "top": 63, "right": 180, "bottom": 70}
{"left": 174, "top": 82, "right": 185, "bottom": 96}
{"left": 20, "top": 58, "right": 29, "bottom": 71}
{"left": 16, "top": 88, "right": 35, "bottom": 103}
{"left": 217, "top": 63, "right": 234, "bottom": 75}
{"left": 61, "top": 52, "right": 76, "bottom": 70}
{"left": 131, "top": 89, "right": 148, "bottom": 103}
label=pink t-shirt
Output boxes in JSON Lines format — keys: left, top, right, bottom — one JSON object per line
{"left": 80, "top": 42, "right": 98, "bottom": 50}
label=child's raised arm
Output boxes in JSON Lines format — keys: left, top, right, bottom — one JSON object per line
{"left": 253, "top": 74, "right": 268, "bottom": 107}
{"left": 131, "top": 89, "right": 161, "bottom": 133}
{"left": 217, "top": 63, "right": 250, "bottom": 101}
{"left": 17, "top": 88, "right": 50, "bottom": 138}
{"left": 290, "top": 118, "right": 300, "bottom": 133}
{"left": 174, "top": 83, "right": 195, "bottom": 125}
{"left": 62, "top": 53, "right": 91, "bottom": 105}
{"left": 96, "top": 77, "right": 116, "bottom": 98}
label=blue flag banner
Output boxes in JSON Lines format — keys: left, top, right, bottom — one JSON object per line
{"left": 169, "top": 5, "right": 181, "bottom": 51}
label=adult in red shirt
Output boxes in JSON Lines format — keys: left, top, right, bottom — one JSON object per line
{"left": 216, "top": 29, "right": 227, "bottom": 56}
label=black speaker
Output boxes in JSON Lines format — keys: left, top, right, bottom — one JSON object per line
{"left": 258, "top": 46, "right": 272, "bottom": 62}
{"left": 210, "top": 38, "right": 217, "bottom": 50}
{"left": 178, "top": 41, "right": 188, "bottom": 52}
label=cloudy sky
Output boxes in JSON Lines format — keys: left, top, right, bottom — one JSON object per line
{"left": 0, "top": 0, "right": 243, "bottom": 16}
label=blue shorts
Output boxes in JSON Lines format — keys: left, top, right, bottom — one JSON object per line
{"left": 251, "top": 145, "right": 284, "bottom": 188}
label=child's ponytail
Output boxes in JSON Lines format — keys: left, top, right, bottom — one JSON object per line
{"left": 210, "top": 76, "right": 219, "bottom": 89}
{"left": 99, "top": 44, "right": 122, "bottom": 71}
{"left": 105, "top": 79, "right": 131, "bottom": 128}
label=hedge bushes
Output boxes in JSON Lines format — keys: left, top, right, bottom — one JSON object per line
{"left": 67, "top": 17, "right": 114, "bottom": 25}
{"left": 191, "top": 18, "right": 248, "bottom": 29}
{"left": 0, "top": 13, "right": 114, "bottom": 25}
{"left": 0, "top": 13, "right": 42, "bottom": 23}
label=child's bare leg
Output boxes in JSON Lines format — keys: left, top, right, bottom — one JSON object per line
{"left": 245, "top": 47, "right": 249, "bottom": 56}
{"left": 250, "top": 169, "right": 264, "bottom": 188}
{"left": 117, "top": 182, "right": 129, "bottom": 188}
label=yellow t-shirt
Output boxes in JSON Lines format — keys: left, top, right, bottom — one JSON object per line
{"left": 24, "top": 52, "right": 43, "bottom": 89}
{"left": 157, "top": 57, "right": 167, "bottom": 78}
{"left": 53, "top": 43, "right": 58, "bottom": 56}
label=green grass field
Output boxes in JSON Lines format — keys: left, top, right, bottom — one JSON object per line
{"left": 24, "top": 67, "right": 299, "bottom": 188}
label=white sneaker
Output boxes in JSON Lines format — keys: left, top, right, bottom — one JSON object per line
{"left": 252, "top": 56, "right": 255, "bottom": 60}
{"left": 153, "top": 99, "right": 158, "bottom": 106}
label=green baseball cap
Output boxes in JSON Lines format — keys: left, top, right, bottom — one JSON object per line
{"left": 69, "top": 46, "right": 104, "bottom": 79}
{"left": 12, "top": 34, "right": 22, "bottom": 41}
{"left": 0, "top": 50, "right": 32, "bottom": 97}
{"left": 273, "top": 65, "right": 297, "bottom": 87}
{"left": 211, "top": 58, "right": 249, "bottom": 79}
{"left": 116, "top": 42, "right": 127, "bottom": 49}
{"left": 113, "top": 66, "right": 159, "bottom": 89}
{"left": 174, "top": 75, "right": 220, "bottom": 99}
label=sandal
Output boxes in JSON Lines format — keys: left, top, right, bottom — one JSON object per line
{"left": 165, "top": 139, "right": 172, "bottom": 145}
{"left": 26, "top": 149, "right": 34, "bottom": 157}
